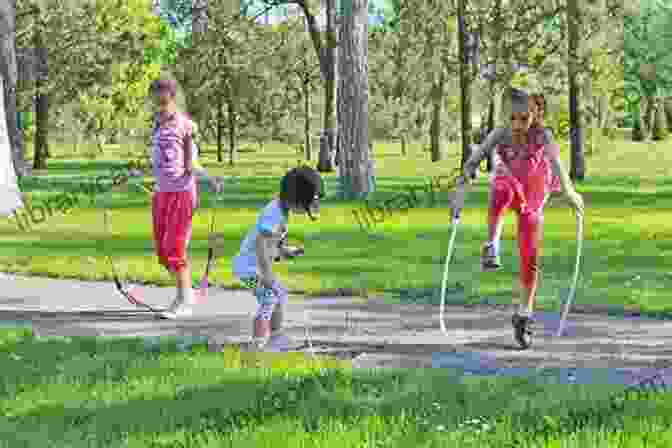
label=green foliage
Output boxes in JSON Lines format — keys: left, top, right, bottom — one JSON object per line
{"left": 624, "top": 0, "right": 672, "bottom": 123}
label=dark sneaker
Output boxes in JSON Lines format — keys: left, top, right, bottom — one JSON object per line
{"left": 512, "top": 313, "right": 533, "bottom": 349}
{"left": 481, "top": 242, "right": 502, "bottom": 272}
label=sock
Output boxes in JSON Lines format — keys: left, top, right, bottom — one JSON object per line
{"left": 517, "top": 304, "right": 532, "bottom": 317}
{"left": 489, "top": 221, "right": 503, "bottom": 252}
{"left": 185, "top": 287, "right": 196, "bottom": 305}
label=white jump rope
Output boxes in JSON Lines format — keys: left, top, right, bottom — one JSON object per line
{"left": 439, "top": 179, "right": 584, "bottom": 338}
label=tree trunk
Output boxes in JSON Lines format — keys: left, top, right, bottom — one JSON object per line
{"left": 639, "top": 95, "right": 652, "bottom": 141}
{"left": 32, "top": 20, "right": 48, "bottom": 170}
{"left": 653, "top": 96, "right": 667, "bottom": 140}
{"left": 632, "top": 100, "right": 644, "bottom": 141}
{"left": 598, "top": 94, "right": 611, "bottom": 136}
{"left": 429, "top": 72, "right": 444, "bottom": 162}
{"left": 0, "top": 0, "right": 28, "bottom": 177}
{"left": 400, "top": 134, "right": 407, "bottom": 156}
{"left": 192, "top": 0, "right": 208, "bottom": 35}
{"left": 486, "top": 96, "right": 494, "bottom": 172}
{"left": 0, "top": 72, "right": 23, "bottom": 216}
{"left": 567, "top": 0, "right": 585, "bottom": 181}
{"left": 664, "top": 97, "right": 672, "bottom": 131}
{"left": 188, "top": 0, "right": 208, "bottom": 121}
{"left": 337, "top": 0, "right": 369, "bottom": 199}
{"left": 216, "top": 95, "right": 223, "bottom": 163}
{"left": 303, "top": 79, "right": 311, "bottom": 161}
{"left": 316, "top": 0, "right": 337, "bottom": 173}
{"left": 457, "top": 0, "right": 473, "bottom": 171}
{"left": 226, "top": 86, "right": 236, "bottom": 166}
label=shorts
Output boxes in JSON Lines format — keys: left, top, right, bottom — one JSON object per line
{"left": 241, "top": 276, "right": 288, "bottom": 321}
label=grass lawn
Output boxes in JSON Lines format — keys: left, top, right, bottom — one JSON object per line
{"left": 1, "top": 137, "right": 671, "bottom": 316}
{"left": 2, "top": 138, "right": 672, "bottom": 446}
{"left": 2, "top": 325, "right": 672, "bottom": 447}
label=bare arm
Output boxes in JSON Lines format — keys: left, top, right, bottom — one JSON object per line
{"left": 183, "top": 132, "right": 194, "bottom": 176}
{"left": 463, "top": 128, "right": 508, "bottom": 177}
{"left": 544, "top": 144, "right": 574, "bottom": 195}
{"left": 256, "top": 232, "right": 275, "bottom": 285}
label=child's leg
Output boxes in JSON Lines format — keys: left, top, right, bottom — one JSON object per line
{"left": 488, "top": 177, "right": 529, "bottom": 243}
{"left": 153, "top": 191, "right": 196, "bottom": 317}
{"left": 252, "top": 280, "right": 287, "bottom": 345}
{"left": 516, "top": 209, "right": 543, "bottom": 315}
{"left": 482, "top": 177, "right": 520, "bottom": 270}
{"left": 270, "top": 282, "right": 288, "bottom": 334}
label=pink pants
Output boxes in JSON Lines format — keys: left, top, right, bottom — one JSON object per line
{"left": 152, "top": 191, "right": 195, "bottom": 273}
{"left": 488, "top": 177, "right": 547, "bottom": 291}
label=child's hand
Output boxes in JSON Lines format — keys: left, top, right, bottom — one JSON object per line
{"left": 278, "top": 245, "right": 305, "bottom": 260}
{"left": 565, "top": 189, "right": 584, "bottom": 217}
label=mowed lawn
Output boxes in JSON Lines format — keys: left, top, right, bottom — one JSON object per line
{"left": 2, "top": 136, "right": 672, "bottom": 447}
{"left": 0, "top": 135, "right": 671, "bottom": 316}
{"left": 2, "top": 326, "right": 672, "bottom": 448}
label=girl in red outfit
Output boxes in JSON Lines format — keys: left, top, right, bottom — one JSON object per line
{"left": 464, "top": 92, "right": 559, "bottom": 272}
{"left": 458, "top": 88, "right": 584, "bottom": 348}
{"left": 149, "top": 78, "right": 225, "bottom": 319}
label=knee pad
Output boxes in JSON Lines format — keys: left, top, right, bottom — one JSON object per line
{"left": 255, "top": 303, "right": 276, "bottom": 321}
{"left": 255, "top": 287, "right": 278, "bottom": 321}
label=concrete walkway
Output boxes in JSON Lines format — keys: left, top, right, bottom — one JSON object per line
{"left": 1, "top": 273, "right": 671, "bottom": 387}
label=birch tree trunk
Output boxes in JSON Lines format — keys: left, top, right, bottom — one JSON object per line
{"left": 337, "top": 0, "right": 370, "bottom": 199}
{"left": 0, "top": 73, "right": 23, "bottom": 216}
{"left": 0, "top": 0, "right": 28, "bottom": 177}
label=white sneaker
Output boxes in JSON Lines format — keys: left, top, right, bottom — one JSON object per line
{"left": 249, "top": 337, "right": 270, "bottom": 351}
{"left": 158, "top": 296, "right": 193, "bottom": 320}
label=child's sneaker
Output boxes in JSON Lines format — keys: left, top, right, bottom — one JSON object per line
{"left": 481, "top": 242, "right": 502, "bottom": 271}
{"left": 248, "top": 337, "right": 270, "bottom": 352}
{"left": 512, "top": 313, "right": 533, "bottom": 349}
{"left": 158, "top": 296, "right": 193, "bottom": 320}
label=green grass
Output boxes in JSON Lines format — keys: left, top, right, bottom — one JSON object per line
{"left": 2, "top": 325, "right": 672, "bottom": 447}
{"left": 1, "top": 138, "right": 672, "bottom": 317}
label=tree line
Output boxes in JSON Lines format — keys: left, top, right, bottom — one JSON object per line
{"left": 0, "top": 0, "right": 655, "bottom": 198}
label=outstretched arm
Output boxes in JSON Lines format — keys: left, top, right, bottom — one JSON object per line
{"left": 544, "top": 144, "right": 584, "bottom": 215}
{"left": 463, "top": 127, "right": 508, "bottom": 178}
{"left": 543, "top": 144, "right": 572, "bottom": 195}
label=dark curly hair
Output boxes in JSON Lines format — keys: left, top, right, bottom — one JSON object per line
{"left": 280, "top": 166, "right": 324, "bottom": 220}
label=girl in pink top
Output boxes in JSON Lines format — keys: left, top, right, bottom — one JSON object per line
{"left": 458, "top": 88, "right": 584, "bottom": 349}
{"left": 149, "top": 78, "right": 225, "bottom": 319}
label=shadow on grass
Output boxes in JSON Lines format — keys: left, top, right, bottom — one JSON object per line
{"left": 5, "top": 356, "right": 661, "bottom": 446}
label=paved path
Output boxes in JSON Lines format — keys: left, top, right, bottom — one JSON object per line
{"left": 1, "top": 273, "right": 671, "bottom": 387}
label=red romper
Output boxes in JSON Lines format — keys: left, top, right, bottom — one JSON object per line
{"left": 489, "top": 128, "right": 560, "bottom": 290}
